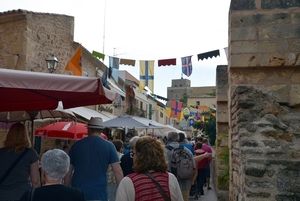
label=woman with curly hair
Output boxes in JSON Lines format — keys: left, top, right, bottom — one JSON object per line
{"left": 0, "top": 122, "right": 40, "bottom": 200}
{"left": 116, "top": 136, "right": 183, "bottom": 201}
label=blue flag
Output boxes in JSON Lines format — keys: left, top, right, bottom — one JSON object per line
{"left": 109, "top": 56, "right": 119, "bottom": 82}
{"left": 101, "top": 67, "right": 110, "bottom": 90}
{"left": 181, "top": 56, "right": 192, "bottom": 77}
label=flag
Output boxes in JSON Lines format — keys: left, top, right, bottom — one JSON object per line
{"left": 158, "top": 58, "right": 176, "bottom": 67}
{"left": 92, "top": 50, "right": 105, "bottom": 61}
{"left": 109, "top": 56, "right": 119, "bottom": 82}
{"left": 101, "top": 67, "right": 110, "bottom": 90}
{"left": 139, "top": 60, "right": 154, "bottom": 92}
{"left": 196, "top": 111, "right": 202, "bottom": 121}
{"left": 155, "top": 105, "right": 170, "bottom": 117}
{"left": 120, "top": 58, "right": 136, "bottom": 67}
{"left": 189, "top": 118, "right": 194, "bottom": 127}
{"left": 65, "top": 45, "right": 82, "bottom": 76}
{"left": 181, "top": 56, "right": 192, "bottom": 77}
{"left": 224, "top": 47, "right": 228, "bottom": 60}
{"left": 170, "top": 100, "right": 182, "bottom": 121}
{"left": 198, "top": 49, "right": 220, "bottom": 61}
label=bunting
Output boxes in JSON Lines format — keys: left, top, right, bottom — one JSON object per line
{"left": 197, "top": 49, "right": 220, "bottom": 61}
{"left": 181, "top": 56, "right": 192, "bottom": 77}
{"left": 120, "top": 58, "right": 135, "bottom": 67}
{"left": 158, "top": 58, "right": 176, "bottom": 67}
{"left": 65, "top": 45, "right": 82, "bottom": 76}
{"left": 92, "top": 50, "right": 105, "bottom": 61}
{"left": 109, "top": 56, "right": 120, "bottom": 82}
{"left": 170, "top": 100, "right": 182, "bottom": 121}
{"left": 155, "top": 105, "right": 170, "bottom": 117}
{"left": 139, "top": 60, "right": 154, "bottom": 93}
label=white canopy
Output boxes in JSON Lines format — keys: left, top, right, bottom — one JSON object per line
{"left": 68, "top": 107, "right": 115, "bottom": 122}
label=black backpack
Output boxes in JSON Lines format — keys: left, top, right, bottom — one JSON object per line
{"left": 166, "top": 145, "right": 194, "bottom": 180}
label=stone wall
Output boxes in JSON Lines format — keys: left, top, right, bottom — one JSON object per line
{"left": 229, "top": 1, "right": 300, "bottom": 200}
{"left": 216, "top": 65, "right": 230, "bottom": 200}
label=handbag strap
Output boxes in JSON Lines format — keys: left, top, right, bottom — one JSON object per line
{"left": 145, "top": 172, "right": 170, "bottom": 201}
{"left": 0, "top": 148, "right": 29, "bottom": 185}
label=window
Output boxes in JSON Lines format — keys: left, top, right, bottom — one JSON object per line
{"left": 196, "top": 101, "right": 200, "bottom": 106}
{"left": 160, "top": 111, "right": 163, "bottom": 118}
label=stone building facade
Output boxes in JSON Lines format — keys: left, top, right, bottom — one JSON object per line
{"left": 227, "top": 1, "right": 300, "bottom": 200}
{"left": 0, "top": 10, "right": 115, "bottom": 155}
{"left": 167, "top": 78, "right": 216, "bottom": 108}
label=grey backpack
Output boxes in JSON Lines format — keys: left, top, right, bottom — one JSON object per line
{"left": 166, "top": 145, "right": 194, "bottom": 180}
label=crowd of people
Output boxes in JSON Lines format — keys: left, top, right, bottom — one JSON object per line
{"left": 0, "top": 117, "right": 213, "bottom": 201}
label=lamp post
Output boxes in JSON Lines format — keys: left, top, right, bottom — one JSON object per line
{"left": 46, "top": 54, "right": 58, "bottom": 73}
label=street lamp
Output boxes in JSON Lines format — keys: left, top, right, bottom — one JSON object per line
{"left": 46, "top": 54, "right": 58, "bottom": 73}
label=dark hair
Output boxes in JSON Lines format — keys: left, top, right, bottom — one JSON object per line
{"left": 196, "top": 137, "right": 203, "bottom": 143}
{"left": 112, "top": 139, "right": 123, "bottom": 152}
{"left": 196, "top": 141, "right": 203, "bottom": 149}
{"left": 178, "top": 133, "right": 185, "bottom": 142}
{"left": 202, "top": 138, "right": 208, "bottom": 144}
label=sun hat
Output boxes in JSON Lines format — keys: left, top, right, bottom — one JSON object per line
{"left": 87, "top": 117, "right": 104, "bottom": 129}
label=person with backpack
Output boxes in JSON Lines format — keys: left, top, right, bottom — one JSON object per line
{"left": 164, "top": 132, "right": 196, "bottom": 201}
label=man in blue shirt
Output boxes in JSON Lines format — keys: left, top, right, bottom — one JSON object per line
{"left": 64, "top": 117, "right": 123, "bottom": 201}
{"left": 179, "top": 132, "right": 195, "bottom": 155}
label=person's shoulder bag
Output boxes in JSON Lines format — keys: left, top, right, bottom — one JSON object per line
{"left": 145, "top": 171, "right": 171, "bottom": 201}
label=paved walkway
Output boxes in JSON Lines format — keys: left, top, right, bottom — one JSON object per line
{"left": 188, "top": 179, "right": 218, "bottom": 201}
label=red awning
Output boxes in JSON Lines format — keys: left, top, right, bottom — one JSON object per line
{"left": 0, "top": 68, "right": 120, "bottom": 111}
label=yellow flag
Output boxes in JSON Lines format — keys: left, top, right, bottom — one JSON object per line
{"left": 65, "top": 45, "right": 82, "bottom": 76}
{"left": 139, "top": 60, "right": 154, "bottom": 92}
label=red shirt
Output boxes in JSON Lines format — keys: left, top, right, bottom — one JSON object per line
{"left": 195, "top": 150, "right": 209, "bottom": 169}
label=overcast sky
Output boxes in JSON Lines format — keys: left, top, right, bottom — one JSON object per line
{"left": 1, "top": 0, "right": 231, "bottom": 97}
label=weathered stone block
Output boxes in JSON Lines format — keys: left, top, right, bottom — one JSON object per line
{"left": 237, "top": 99, "right": 256, "bottom": 108}
{"left": 259, "top": 41, "right": 289, "bottom": 53}
{"left": 265, "top": 85, "right": 289, "bottom": 104}
{"left": 230, "top": 0, "right": 256, "bottom": 11}
{"left": 246, "top": 190, "right": 270, "bottom": 198}
{"left": 217, "top": 110, "right": 228, "bottom": 123}
{"left": 291, "top": 12, "right": 300, "bottom": 24}
{"left": 290, "top": 85, "right": 300, "bottom": 106}
{"left": 231, "top": 41, "right": 258, "bottom": 54}
{"left": 259, "top": 25, "right": 300, "bottom": 39}
{"left": 241, "top": 140, "right": 259, "bottom": 147}
{"left": 261, "top": 0, "right": 300, "bottom": 9}
{"left": 276, "top": 194, "right": 300, "bottom": 201}
{"left": 260, "top": 53, "right": 286, "bottom": 67}
{"left": 291, "top": 39, "right": 300, "bottom": 52}
{"left": 231, "top": 27, "right": 257, "bottom": 41}
{"left": 278, "top": 169, "right": 300, "bottom": 193}
{"left": 246, "top": 179, "right": 275, "bottom": 188}
{"left": 245, "top": 166, "right": 266, "bottom": 177}
{"left": 217, "top": 135, "right": 229, "bottom": 147}
{"left": 230, "top": 12, "right": 290, "bottom": 27}
{"left": 287, "top": 53, "right": 300, "bottom": 66}
{"left": 290, "top": 70, "right": 300, "bottom": 84}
